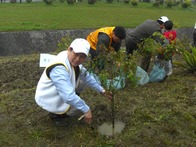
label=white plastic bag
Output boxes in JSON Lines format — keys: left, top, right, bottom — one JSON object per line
{"left": 164, "top": 60, "right": 173, "bottom": 76}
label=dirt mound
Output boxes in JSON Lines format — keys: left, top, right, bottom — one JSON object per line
{"left": 0, "top": 55, "right": 42, "bottom": 92}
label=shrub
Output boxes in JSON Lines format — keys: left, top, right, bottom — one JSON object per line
{"left": 88, "top": 0, "right": 96, "bottom": 4}
{"left": 59, "top": 0, "right": 66, "bottom": 3}
{"left": 159, "top": 0, "right": 164, "bottom": 4}
{"left": 143, "top": 0, "right": 150, "bottom": 2}
{"left": 131, "top": 0, "right": 138, "bottom": 6}
{"left": 136, "top": 32, "right": 183, "bottom": 61}
{"left": 160, "top": 43, "right": 177, "bottom": 61}
{"left": 137, "top": 37, "right": 161, "bottom": 56}
{"left": 124, "top": 0, "right": 130, "bottom": 4}
{"left": 85, "top": 45, "right": 137, "bottom": 91}
{"left": 43, "top": 0, "right": 55, "bottom": 5}
{"left": 106, "top": 0, "right": 114, "bottom": 3}
{"left": 67, "top": 0, "right": 75, "bottom": 4}
{"left": 10, "top": 0, "right": 16, "bottom": 3}
{"left": 153, "top": 0, "right": 160, "bottom": 7}
{"left": 182, "top": 47, "right": 196, "bottom": 72}
{"left": 173, "top": 0, "right": 180, "bottom": 6}
{"left": 26, "top": 0, "right": 32, "bottom": 3}
{"left": 165, "top": 0, "right": 174, "bottom": 7}
{"left": 56, "top": 35, "right": 74, "bottom": 53}
{"left": 181, "top": 0, "right": 192, "bottom": 8}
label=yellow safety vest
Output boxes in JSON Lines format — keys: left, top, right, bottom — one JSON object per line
{"left": 87, "top": 27, "right": 115, "bottom": 51}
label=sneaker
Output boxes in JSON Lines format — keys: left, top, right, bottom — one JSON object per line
{"left": 164, "top": 60, "right": 173, "bottom": 76}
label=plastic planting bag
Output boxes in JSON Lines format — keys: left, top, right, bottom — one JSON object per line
{"left": 164, "top": 60, "right": 173, "bottom": 76}
{"left": 149, "top": 63, "right": 166, "bottom": 82}
{"left": 136, "top": 66, "right": 149, "bottom": 85}
{"left": 90, "top": 72, "right": 125, "bottom": 90}
{"left": 106, "top": 76, "right": 125, "bottom": 90}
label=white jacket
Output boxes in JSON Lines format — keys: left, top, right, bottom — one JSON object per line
{"left": 35, "top": 51, "right": 103, "bottom": 114}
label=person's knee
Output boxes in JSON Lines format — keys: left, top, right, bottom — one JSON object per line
{"left": 125, "top": 40, "right": 137, "bottom": 55}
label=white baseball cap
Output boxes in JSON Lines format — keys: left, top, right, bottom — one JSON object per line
{"left": 70, "top": 38, "right": 90, "bottom": 56}
{"left": 158, "top": 16, "right": 169, "bottom": 23}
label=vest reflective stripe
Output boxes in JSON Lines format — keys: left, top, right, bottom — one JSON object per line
{"left": 35, "top": 51, "right": 80, "bottom": 114}
{"left": 46, "top": 63, "right": 69, "bottom": 79}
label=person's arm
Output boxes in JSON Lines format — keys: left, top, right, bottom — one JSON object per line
{"left": 49, "top": 65, "right": 90, "bottom": 114}
{"left": 79, "top": 66, "right": 111, "bottom": 124}
{"left": 80, "top": 65, "right": 105, "bottom": 93}
{"left": 80, "top": 66, "right": 113, "bottom": 100}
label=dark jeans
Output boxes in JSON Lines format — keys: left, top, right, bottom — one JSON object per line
{"left": 140, "top": 54, "right": 152, "bottom": 72}
{"left": 125, "top": 38, "right": 138, "bottom": 55}
{"left": 193, "top": 29, "right": 196, "bottom": 47}
{"left": 126, "top": 38, "right": 151, "bottom": 72}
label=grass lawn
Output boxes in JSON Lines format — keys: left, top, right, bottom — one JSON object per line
{"left": 0, "top": 1, "right": 195, "bottom": 31}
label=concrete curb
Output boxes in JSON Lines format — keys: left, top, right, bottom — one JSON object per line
{"left": 0, "top": 28, "right": 195, "bottom": 56}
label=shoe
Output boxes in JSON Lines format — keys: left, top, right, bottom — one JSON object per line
{"left": 165, "top": 60, "right": 173, "bottom": 76}
{"left": 49, "top": 113, "right": 69, "bottom": 121}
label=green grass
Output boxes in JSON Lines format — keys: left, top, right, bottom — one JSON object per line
{"left": 0, "top": 1, "right": 195, "bottom": 31}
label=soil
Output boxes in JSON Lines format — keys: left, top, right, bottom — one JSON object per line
{"left": 0, "top": 53, "right": 195, "bottom": 146}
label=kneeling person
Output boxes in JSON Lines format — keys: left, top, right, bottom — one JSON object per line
{"left": 35, "top": 38, "right": 109, "bottom": 124}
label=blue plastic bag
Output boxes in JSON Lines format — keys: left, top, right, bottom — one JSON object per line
{"left": 106, "top": 76, "right": 125, "bottom": 90}
{"left": 90, "top": 72, "right": 125, "bottom": 90}
{"left": 136, "top": 66, "right": 149, "bottom": 85}
{"left": 149, "top": 63, "right": 166, "bottom": 82}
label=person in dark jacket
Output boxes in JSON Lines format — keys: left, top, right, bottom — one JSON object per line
{"left": 125, "top": 16, "right": 169, "bottom": 71}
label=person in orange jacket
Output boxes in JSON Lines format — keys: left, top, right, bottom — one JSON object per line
{"left": 87, "top": 26, "right": 126, "bottom": 60}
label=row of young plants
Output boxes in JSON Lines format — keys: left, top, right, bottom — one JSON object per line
{"left": 56, "top": 34, "right": 195, "bottom": 93}
{"left": 43, "top": 0, "right": 193, "bottom": 7}
{"left": 136, "top": 32, "right": 196, "bottom": 73}
{"left": 57, "top": 35, "right": 196, "bottom": 89}
{"left": 153, "top": 0, "right": 193, "bottom": 8}
{"left": 57, "top": 33, "right": 196, "bottom": 84}
{"left": 55, "top": 33, "right": 195, "bottom": 133}
{"left": 9, "top": 0, "right": 193, "bottom": 8}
